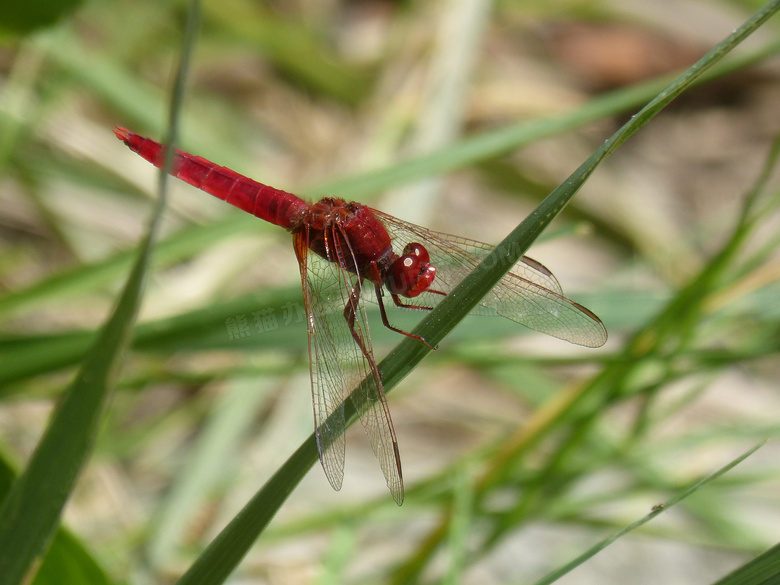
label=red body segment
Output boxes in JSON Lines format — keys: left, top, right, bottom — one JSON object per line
{"left": 114, "top": 128, "right": 308, "bottom": 229}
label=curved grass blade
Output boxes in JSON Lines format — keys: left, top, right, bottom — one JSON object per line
{"left": 532, "top": 442, "right": 766, "bottom": 585}
{"left": 377, "top": 0, "right": 780, "bottom": 413}
{"left": 0, "top": 444, "right": 112, "bottom": 585}
{"left": 30, "top": 529, "right": 113, "bottom": 585}
{"left": 172, "top": 3, "right": 780, "bottom": 584}
{"left": 710, "top": 541, "right": 780, "bottom": 585}
{"left": 175, "top": 438, "right": 320, "bottom": 585}
{"left": 0, "top": 2, "right": 201, "bottom": 582}
{"left": 316, "top": 36, "right": 780, "bottom": 201}
{"left": 0, "top": 164, "right": 160, "bottom": 585}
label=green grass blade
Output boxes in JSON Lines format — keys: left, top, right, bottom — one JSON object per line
{"left": 169, "top": 4, "right": 780, "bottom": 584}
{"left": 0, "top": 1, "right": 201, "bottom": 581}
{"left": 710, "top": 541, "right": 780, "bottom": 585}
{"left": 0, "top": 189, "right": 158, "bottom": 583}
{"left": 175, "top": 438, "right": 319, "bottom": 585}
{"left": 315, "top": 36, "right": 780, "bottom": 201}
{"left": 377, "top": 0, "right": 780, "bottom": 408}
{"left": 203, "top": 0, "right": 371, "bottom": 105}
{"left": 531, "top": 442, "right": 766, "bottom": 585}
{"left": 444, "top": 469, "right": 474, "bottom": 585}
{"left": 30, "top": 530, "right": 113, "bottom": 585}
{"left": 0, "top": 450, "right": 112, "bottom": 585}
{"left": 0, "top": 189, "right": 154, "bottom": 584}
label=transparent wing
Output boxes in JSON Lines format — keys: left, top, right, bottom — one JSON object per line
{"left": 371, "top": 210, "right": 607, "bottom": 348}
{"left": 294, "top": 228, "right": 404, "bottom": 505}
{"left": 294, "top": 233, "right": 346, "bottom": 490}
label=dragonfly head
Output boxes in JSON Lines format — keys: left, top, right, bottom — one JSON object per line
{"left": 384, "top": 243, "right": 436, "bottom": 298}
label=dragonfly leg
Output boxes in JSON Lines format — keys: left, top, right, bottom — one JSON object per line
{"left": 389, "top": 290, "right": 444, "bottom": 311}
{"left": 343, "top": 283, "right": 384, "bottom": 376}
{"left": 365, "top": 260, "right": 435, "bottom": 349}
{"left": 375, "top": 285, "right": 436, "bottom": 350}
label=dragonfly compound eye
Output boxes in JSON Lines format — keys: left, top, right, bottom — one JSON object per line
{"left": 386, "top": 243, "right": 436, "bottom": 297}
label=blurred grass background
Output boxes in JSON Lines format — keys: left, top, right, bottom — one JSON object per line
{"left": 1, "top": 0, "right": 780, "bottom": 584}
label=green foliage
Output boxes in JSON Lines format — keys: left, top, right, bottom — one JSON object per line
{"left": 0, "top": 0, "right": 85, "bottom": 34}
{"left": 1, "top": 0, "right": 779, "bottom": 584}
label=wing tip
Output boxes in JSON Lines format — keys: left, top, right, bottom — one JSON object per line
{"left": 570, "top": 301, "right": 608, "bottom": 348}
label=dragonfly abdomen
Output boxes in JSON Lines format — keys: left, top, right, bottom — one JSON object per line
{"left": 114, "top": 127, "right": 307, "bottom": 229}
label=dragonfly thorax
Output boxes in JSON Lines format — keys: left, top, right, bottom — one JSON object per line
{"left": 302, "top": 197, "right": 394, "bottom": 274}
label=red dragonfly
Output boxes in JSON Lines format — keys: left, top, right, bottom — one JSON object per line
{"left": 114, "top": 127, "right": 606, "bottom": 505}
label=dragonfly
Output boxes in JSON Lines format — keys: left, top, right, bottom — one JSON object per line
{"left": 114, "top": 127, "right": 607, "bottom": 505}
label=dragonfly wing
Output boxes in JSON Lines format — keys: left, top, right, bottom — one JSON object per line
{"left": 372, "top": 211, "right": 607, "bottom": 348}
{"left": 296, "top": 227, "right": 404, "bottom": 504}
{"left": 294, "top": 233, "right": 346, "bottom": 490}
{"left": 330, "top": 227, "right": 404, "bottom": 505}
{"left": 478, "top": 270, "right": 607, "bottom": 347}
